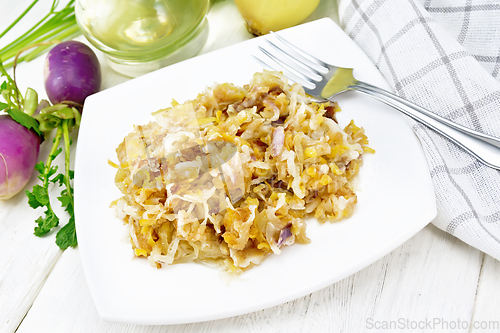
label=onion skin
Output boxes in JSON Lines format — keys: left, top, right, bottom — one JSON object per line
{"left": 0, "top": 115, "right": 41, "bottom": 200}
{"left": 271, "top": 126, "right": 285, "bottom": 157}
{"left": 44, "top": 40, "right": 101, "bottom": 105}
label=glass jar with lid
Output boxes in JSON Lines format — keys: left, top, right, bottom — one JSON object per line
{"left": 76, "top": 0, "right": 210, "bottom": 77}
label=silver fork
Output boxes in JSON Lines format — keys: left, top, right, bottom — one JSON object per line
{"left": 254, "top": 32, "right": 500, "bottom": 170}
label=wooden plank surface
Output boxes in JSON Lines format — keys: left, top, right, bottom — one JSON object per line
{"left": 16, "top": 225, "right": 493, "bottom": 333}
{"left": 2, "top": 1, "right": 499, "bottom": 332}
{"left": 470, "top": 255, "right": 500, "bottom": 333}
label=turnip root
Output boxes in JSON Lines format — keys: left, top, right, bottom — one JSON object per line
{"left": 44, "top": 40, "right": 101, "bottom": 105}
{"left": 0, "top": 114, "right": 41, "bottom": 199}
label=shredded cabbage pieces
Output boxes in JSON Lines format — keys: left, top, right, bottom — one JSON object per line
{"left": 112, "top": 71, "right": 373, "bottom": 273}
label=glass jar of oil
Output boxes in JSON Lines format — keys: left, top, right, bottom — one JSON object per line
{"left": 76, "top": 0, "right": 210, "bottom": 77}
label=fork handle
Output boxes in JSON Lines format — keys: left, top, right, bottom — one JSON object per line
{"left": 349, "top": 81, "right": 500, "bottom": 169}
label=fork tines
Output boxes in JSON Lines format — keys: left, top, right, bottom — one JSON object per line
{"left": 253, "top": 32, "right": 329, "bottom": 89}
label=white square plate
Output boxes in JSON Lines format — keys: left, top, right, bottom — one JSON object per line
{"left": 75, "top": 18, "right": 436, "bottom": 325}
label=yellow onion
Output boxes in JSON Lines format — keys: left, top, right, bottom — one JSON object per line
{"left": 234, "top": 0, "right": 321, "bottom": 36}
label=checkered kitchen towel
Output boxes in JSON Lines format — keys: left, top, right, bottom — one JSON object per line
{"left": 337, "top": 0, "right": 500, "bottom": 261}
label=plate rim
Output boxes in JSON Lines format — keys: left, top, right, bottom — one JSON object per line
{"left": 75, "top": 17, "right": 437, "bottom": 325}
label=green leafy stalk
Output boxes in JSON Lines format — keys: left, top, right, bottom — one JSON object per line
{"left": 0, "top": 60, "right": 22, "bottom": 109}
{"left": 26, "top": 119, "right": 78, "bottom": 249}
{"left": 1, "top": 1, "right": 74, "bottom": 54}
{"left": 1, "top": 15, "right": 77, "bottom": 61}
{"left": 23, "top": 87, "right": 38, "bottom": 115}
{"left": 26, "top": 125, "right": 63, "bottom": 237}
{"left": 1, "top": 60, "right": 43, "bottom": 137}
{"left": 0, "top": 0, "right": 79, "bottom": 68}
{"left": 0, "top": 0, "right": 39, "bottom": 40}
{"left": 21, "top": 107, "right": 79, "bottom": 248}
{"left": 55, "top": 119, "right": 77, "bottom": 249}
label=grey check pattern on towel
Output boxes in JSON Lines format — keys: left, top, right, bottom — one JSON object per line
{"left": 338, "top": 0, "right": 500, "bottom": 260}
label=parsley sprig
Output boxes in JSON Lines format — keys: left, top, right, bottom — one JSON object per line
{"left": 28, "top": 126, "right": 63, "bottom": 237}
{"left": 25, "top": 117, "right": 78, "bottom": 250}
